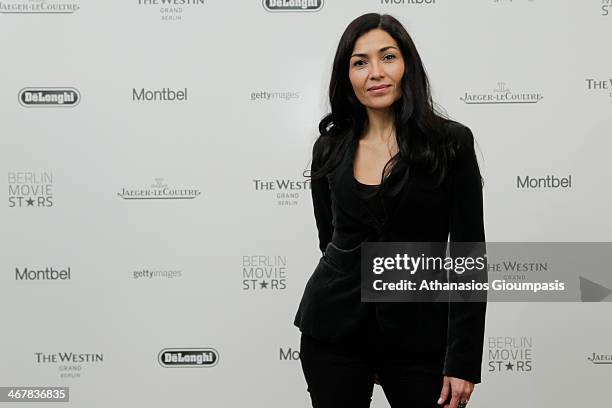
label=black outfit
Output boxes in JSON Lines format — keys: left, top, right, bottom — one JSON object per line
{"left": 300, "top": 178, "right": 447, "bottom": 407}
{"left": 300, "top": 306, "right": 446, "bottom": 408}
{"left": 294, "top": 121, "right": 487, "bottom": 405}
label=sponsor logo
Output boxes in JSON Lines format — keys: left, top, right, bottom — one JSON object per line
{"left": 35, "top": 352, "right": 103, "bottom": 379}
{"left": 0, "top": 0, "right": 80, "bottom": 14}
{"left": 158, "top": 348, "right": 219, "bottom": 367}
{"left": 242, "top": 255, "right": 287, "bottom": 290}
{"left": 15, "top": 267, "right": 71, "bottom": 281}
{"left": 262, "top": 0, "right": 323, "bottom": 12}
{"left": 8, "top": 171, "right": 53, "bottom": 208}
{"left": 18, "top": 88, "right": 80, "bottom": 107}
{"left": 516, "top": 175, "right": 572, "bottom": 189}
{"left": 461, "top": 82, "right": 543, "bottom": 105}
{"left": 132, "top": 87, "right": 188, "bottom": 102}
{"left": 253, "top": 174, "right": 310, "bottom": 207}
{"left": 487, "top": 336, "right": 533, "bottom": 373}
{"left": 118, "top": 178, "right": 201, "bottom": 200}
{"left": 588, "top": 352, "right": 612, "bottom": 364}
{"left": 137, "top": 0, "right": 206, "bottom": 22}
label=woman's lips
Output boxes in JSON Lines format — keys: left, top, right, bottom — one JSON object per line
{"left": 367, "top": 85, "right": 391, "bottom": 95}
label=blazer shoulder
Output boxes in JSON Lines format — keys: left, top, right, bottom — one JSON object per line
{"left": 442, "top": 120, "right": 474, "bottom": 148}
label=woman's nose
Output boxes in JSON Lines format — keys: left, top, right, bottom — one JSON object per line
{"left": 369, "top": 60, "right": 384, "bottom": 78}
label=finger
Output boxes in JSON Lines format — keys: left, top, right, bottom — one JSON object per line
{"left": 437, "top": 377, "right": 449, "bottom": 405}
{"left": 447, "top": 389, "right": 462, "bottom": 408}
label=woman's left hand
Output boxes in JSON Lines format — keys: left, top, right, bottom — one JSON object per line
{"left": 437, "top": 375, "right": 473, "bottom": 408}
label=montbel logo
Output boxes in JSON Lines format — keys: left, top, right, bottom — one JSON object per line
{"left": 587, "top": 352, "right": 612, "bottom": 364}
{"left": 279, "top": 347, "right": 300, "bottom": 361}
{"left": 487, "top": 336, "right": 533, "bottom": 373}
{"left": 242, "top": 255, "right": 287, "bottom": 291}
{"left": 8, "top": 171, "right": 53, "bottom": 208}
{"left": 585, "top": 78, "right": 612, "bottom": 104}
{"left": 137, "top": 0, "right": 206, "bottom": 22}
{"left": 263, "top": 0, "right": 323, "bottom": 12}
{"left": 19, "top": 88, "right": 80, "bottom": 107}
{"left": 15, "top": 266, "right": 71, "bottom": 281}
{"left": 158, "top": 348, "right": 219, "bottom": 367}
{"left": 118, "top": 178, "right": 201, "bottom": 200}
{"left": 0, "top": 0, "right": 80, "bottom": 14}
{"left": 35, "top": 352, "right": 103, "bottom": 379}
{"left": 132, "top": 87, "right": 188, "bottom": 102}
{"left": 516, "top": 174, "right": 572, "bottom": 189}
{"left": 253, "top": 173, "right": 311, "bottom": 206}
{"left": 379, "top": 0, "right": 436, "bottom": 5}
{"left": 461, "top": 82, "right": 543, "bottom": 104}
{"left": 602, "top": 0, "right": 611, "bottom": 16}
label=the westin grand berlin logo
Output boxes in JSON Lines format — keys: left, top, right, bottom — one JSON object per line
{"left": 19, "top": 88, "right": 80, "bottom": 107}
{"left": 253, "top": 174, "right": 310, "bottom": 206}
{"left": 158, "top": 348, "right": 219, "bottom": 367}
{"left": 242, "top": 255, "right": 287, "bottom": 291}
{"left": 138, "top": 0, "right": 205, "bottom": 22}
{"left": 35, "top": 352, "right": 103, "bottom": 379}
{"left": 263, "top": 0, "right": 323, "bottom": 12}
{"left": 585, "top": 78, "right": 612, "bottom": 104}
{"left": 0, "top": 0, "right": 79, "bottom": 14}
{"left": 487, "top": 336, "right": 533, "bottom": 373}
{"left": 8, "top": 171, "right": 53, "bottom": 208}
{"left": 588, "top": 352, "right": 612, "bottom": 364}
{"left": 461, "top": 82, "right": 543, "bottom": 104}
{"left": 118, "top": 178, "right": 201, "bottom": 200}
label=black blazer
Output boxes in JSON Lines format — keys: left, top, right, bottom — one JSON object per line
{"left": 293, "top": 120, "right": 487, "bottom": 384}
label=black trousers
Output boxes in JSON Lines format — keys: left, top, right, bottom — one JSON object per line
{"left": 299, "top": 307, "right": 446, "bottom": 408}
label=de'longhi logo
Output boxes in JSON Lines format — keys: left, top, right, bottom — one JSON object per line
{"left": 158, "top": 348, "right": 219, "bottom": 368}
{"left": 19, "top": 88, "right": 80, "bottom": 107}
{"left": 263, "top": 0, "right": 323, "bottom": 12}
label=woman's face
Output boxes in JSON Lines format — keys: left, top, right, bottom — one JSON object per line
{"left": 348, "top": 28, "right": 405, "bottom": 111}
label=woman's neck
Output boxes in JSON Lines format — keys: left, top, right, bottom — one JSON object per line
{"left": 363, "top": 107, "right": 395, "bottom": 143}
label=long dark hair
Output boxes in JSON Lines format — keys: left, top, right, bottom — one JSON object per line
{"left": 311, "top": 13, "right": 458, "bottom": 186}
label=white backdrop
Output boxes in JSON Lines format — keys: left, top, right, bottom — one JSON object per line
{"left": 1, "top": 0, "right": 611, "bottom": 407}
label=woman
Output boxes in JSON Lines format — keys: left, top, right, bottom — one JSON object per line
{"left": 293, "top": 13, "right": 487, "bottom": 408}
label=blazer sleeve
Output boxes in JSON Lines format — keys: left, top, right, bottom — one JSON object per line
{"left": 311, "top": 138, "right": 334, "bottom": 255}
{"left": 442, "top": 125, "right": 488, "bottom": 385}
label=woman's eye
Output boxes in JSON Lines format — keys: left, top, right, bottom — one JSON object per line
{"left": 352, "top": 60, "right": 365, "bottom": 67}
{"left": 384, "top": 54, "right": 396, "bottom": 61}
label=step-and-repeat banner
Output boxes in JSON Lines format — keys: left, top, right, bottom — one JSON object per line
{"left": 1, "top": 1, "right": 611, "bottom": 407}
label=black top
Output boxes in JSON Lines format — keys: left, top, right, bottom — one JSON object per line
{"left": 353, "top": 177, "right": 387, "bottom": 225}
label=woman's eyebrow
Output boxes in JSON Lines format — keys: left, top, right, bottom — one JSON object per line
{"left": 350, "top": 46, "right": 398, "bottom": 58}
